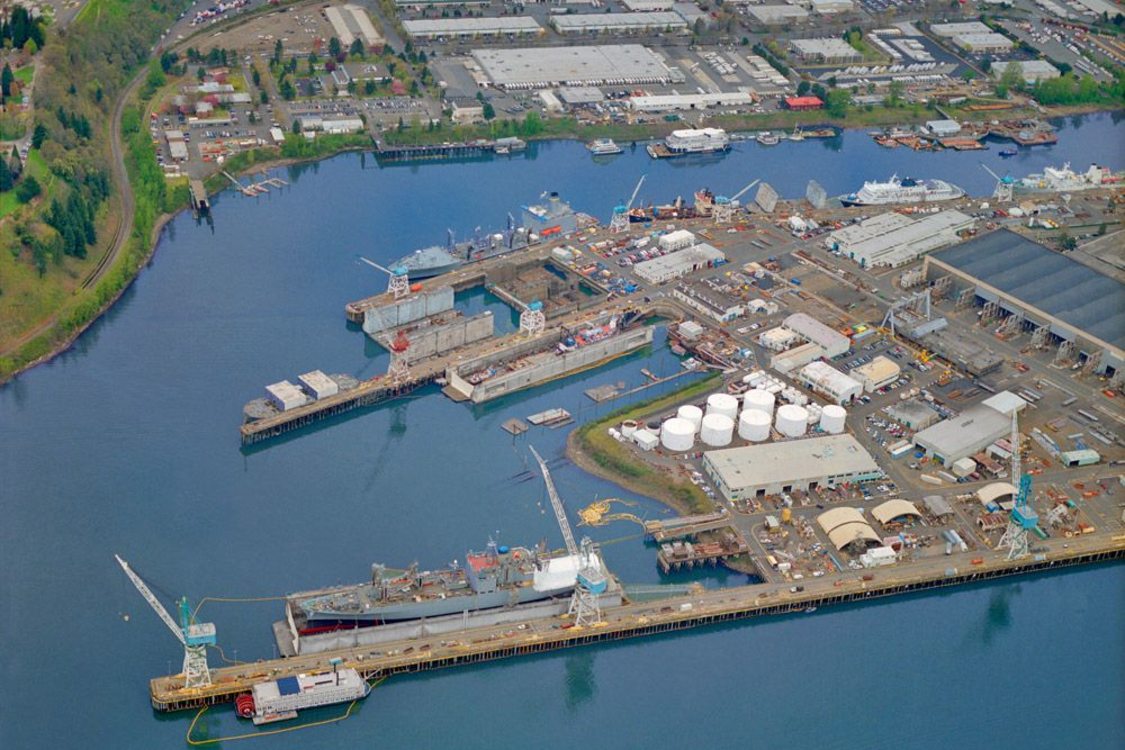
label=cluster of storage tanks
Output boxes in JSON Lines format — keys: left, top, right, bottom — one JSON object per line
{"left": 656, "top": 382, "right": 846, "bottom": 452}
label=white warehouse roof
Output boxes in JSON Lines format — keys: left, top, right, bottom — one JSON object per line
{"left": 706, "top": 435, "right": 881, "bottom": 496}
{"left": 783, "top": 313, "right": 850, "bottom": 357}
{"left": 981, "top": 391, "right": 1027, "bottom": 416}
{"left": 798, "top": 360, "right": 862, "bottom": 402}
{"left": 851, "top": 356, "right": 901, "bottom": 386}
{"left": 403, "top": 17, "right": 542, "bottom": 38}
{"left": 826, "top": 210, "right": 975, "bottom": 268}
{"left": 871, "top": 499, "right": 922, "bottom": 524}
{"left": 747, "top": 4, "right": 809, "bottom": 23}
{"left": 633, "top": 243, "right": 725, "bottom": 283}
{"left": 472, "top": 45, "right": 680, "bottom": 89}
{"left": 630, "top": 92, "right": 754, "bottom": 111}
{"left": 552, "top": 12, "right": 687, "bottom": 33}
{"left": 930, "top": 21, "right": 992, "bottom": 36}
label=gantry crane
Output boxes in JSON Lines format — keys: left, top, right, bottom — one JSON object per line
{"left": 528, "top": 446, "right": 608, "bottom": 627}
{"left": 360, "top": 256, "right": 410, "bottom": 300}
{"left": 980, "top": 163, "right": 1014, "bottom": 202}
{"left": 997, "top": 411, "right": 1039, "bottom": 560}
{"left": 115, "top": 555, "right": 216, "bottom": 689}
{"left": 609, "top": 175, "right": 647, "bottom": 234}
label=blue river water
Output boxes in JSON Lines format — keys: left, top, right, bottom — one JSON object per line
{"left": 1, "top": 113, "right": 1122, "bottom": 749}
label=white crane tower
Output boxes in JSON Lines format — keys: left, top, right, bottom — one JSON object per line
{"left": 980, "top": 163, "right": 1014, "bottom": 202}
{"left": 115, "top": 554, "right": 216, "bottom": 689}
{"left": 713, "top": 179, "right": 760, "bottom": 224}
{"left": 997, "top": 410, "right": 1038, "bottom": 560}
{"left": 360, "top": 256, "right": 410, "bottom": 300}
{"left": 520, "top": 299, "right": 546, "bottom": 337}
{"left": 609, "top": 175, "right": 647, "bottom": 234}
{"left": 528, "top": 446, "right": 608, "bottom": 627}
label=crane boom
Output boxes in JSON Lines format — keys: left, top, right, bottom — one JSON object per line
{"left": 730, "top": 179, "right": 760, "bottom": 203}
{"left": 980, "top": 163, "right": 1002, "bottom": 182}
{"left": 359, "top": 256, "right": 392, "bottom": 275}
{"left": 529, "top": 446, "right": 578, "bottom": 557}
{"left": 626, "top": 175, "right": 647, "bottom": 210}
{"left": 115, "top": 554, "right": 186, "bottom": 646}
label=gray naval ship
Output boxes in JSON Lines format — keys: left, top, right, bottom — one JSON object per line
{"left": 286, "top": 539, "right": 602, "bottom": 635}
{"left": 391, "top": 192, "right": 583, "bottom": 279}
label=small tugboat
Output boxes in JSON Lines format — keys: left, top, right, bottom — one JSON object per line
{"left": 999, "top": 147, "right": 1018, "bottom": 158}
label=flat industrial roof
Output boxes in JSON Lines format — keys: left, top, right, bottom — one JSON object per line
{"left": 930, "top": 229, "right": 1125, "bottom": 351}
{"left": 790, "top": 38, "right": 861, "bottom": 58}
{"left": 472, "top": 45, "right": 677, "bottom": 87}
{"left": 913, "top": 403, "right": 1010, "bottom": 458}
{"left": 552, "top": 12, "right": 686, "bottom": 31}
{"left": 403, "top": 17, "right": 542, "bottom": 35}
{"left": 705, "top": 434, "right": 881, "bottom": 491}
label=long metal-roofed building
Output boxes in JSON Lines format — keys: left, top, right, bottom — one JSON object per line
{"left": 551, "top": 12, "right": 687, "bottom": 35}
{"left": 825, "top": 210, "right": 975, "bottom": 269}
{"left": 782, "top": 313, "right": 850, "bottom": 358}
{"left": 472, "top": 45, "right": 682, "bottom": 90}
{"left": 634, "top": 243, "right": 725, "bottom": 284}
{"left": 912, "top": 403, "right": 1010, "bottom": 468}
{"left": 402, "top": 17, "right": 543, "bottom": 40}
{"left": 703, "top": 434, "right": 883, "bottom": 501}
{"left": 925, "top": 229, "right": 1125, "bottom": 375}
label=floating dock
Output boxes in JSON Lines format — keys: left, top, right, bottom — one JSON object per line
{"left": 188, "top": 180, "right": 209, "bottom": 213}
{"left": 149, "top": 535, "right": 1124, "bottom": 712}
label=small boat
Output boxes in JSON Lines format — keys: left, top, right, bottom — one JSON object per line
{"left": 999, "top": 148, "right": 1018, "bottom": 158}
{"left": 788, "top": 126, "right": 805, "bottom": 142}
{"left": 587, "top": 138, "right": 623, "bottom": 156}
{"left": 495, "top": 144, "right": 510, "bottom": 155}
{"left": 804, "top": 606, "right": 817, "bottom": 614}
{"left": 756, "top": 131, "right": 780, "bottom": 146}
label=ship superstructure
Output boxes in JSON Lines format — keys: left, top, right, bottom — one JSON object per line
{"left": 841, "top": 175, "right": 964, "bottom": 207}
{"left": 392, "top": 216, "right": 533, "bottom": 280}
{"left": 1014, "top": 162, "right": 1120, "bottom": 194}
{"left": 648, "top": 128, "right": 731, "bottom": 158}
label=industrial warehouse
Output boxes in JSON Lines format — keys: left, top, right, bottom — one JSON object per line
{"left": 471, "top": 45, "right": 682, "bottom": 90}
{"left": 826, "top": 210, "right": 975, "bottom": 268}
{"left": 704, "top": 434, "right": 883, "bottom": 500}
{"left": 924, "top": 229, "right": 1125, "bottom": 376}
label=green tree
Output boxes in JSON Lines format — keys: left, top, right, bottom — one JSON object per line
{"left": 279, "top": 79, "right": 296, "bottom": 100}
{"left": 998, "top": 61, "right": 1024, "bottom": 94}
{"left": 273, "top": 39, "right": 283, "bottom": 66}
{"left": 349, "top": 38, "right": 365, "bottom": 58}
{"left": 251, "top": 67, "right": 261, "bottom": 87}
{"left": 16, "top": 175, "right": 41, "bottom": 203}
{"left": 825, "top": 89, "right": 851, "bottom": 117}
{"left": 364, "top": 79, "right": 376, "bottom": 95}
{"left": 0, "top": 156, "right": 11, "bottom": 191}
{"left": 796, "top": 80, "right": 810, "bottom": 96}
{"left": 328, "top": 36, "right": 342, "bottom": 59}
{"left": 886, "top": 79, "right": 905, "bottom": 107}
{"left": 260, "top": 90, "right": 268, "bottom": 105}
{"left": 1, "top": 64, "right": 12, "bottom": 98}
{"left": 292, "top": 119, "right": 301, "bottom": 134}
{"left": 961, "top": 69, "right": 976, "bottom": 82}
{"left": 482, "top": 101, "right": 495, "bottom": 120}
{"left": 31, "top": 122, "right": 47, "bottom": 149}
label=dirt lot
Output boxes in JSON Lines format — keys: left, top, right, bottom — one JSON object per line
{"left": 204, "top": 6, "right": 339, "bottom": 55}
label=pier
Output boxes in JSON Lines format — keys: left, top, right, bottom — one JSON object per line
{"left": 188, "top": 180, "right": 209, "bottom": 213}
{"left": 149, "top": 533, "right": 1125, "bottom": 712}
{"left": 373, "top": 137, "right": 525, "bottom": 163}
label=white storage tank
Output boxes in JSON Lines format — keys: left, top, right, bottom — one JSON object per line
{"left": 621, "top": 420, "right": 638, "bottom": 438}
{"left": 738, "top": 409, "right": 772, "bottom": 442}
{"left": 700, "top": 413, "right": 735, "bottom": 447}
{"left": 819, "top": 404, "right": 846, "bottom": 434}
{"left": 661, "top": 418, "right": 696, "bottom": 452}
{"left": 743, "top": 389, "right": 776, "bottom": 416}
{"left": 775, "top": 404, "right": 808, "bottom": 438}
{"left": 706, "top": 393, "right": 739, "bottom": 420}
{"left": 676, "top": 404, "right": 704, "bottom": 433}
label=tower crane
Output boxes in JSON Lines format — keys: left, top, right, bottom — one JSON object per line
{"left": 360, "top": 256, "right": 410, "bottom": 300}
{"left": 713, "top": 179, "right": 760, "bottom": 224}
{"left": 609, "top": 175, "right": 647, "bottom": 234}
{"left": 980, "top": 163, "right": 1014, "bottom": 202}
{"left": 997, "top": 410, "right": 1038, "bottom": 560}
{"left": 115, "top": 555, "right": 216, "bottom": 689}
{"left": 528, "top": 446, "right": 608, "bottom": 627}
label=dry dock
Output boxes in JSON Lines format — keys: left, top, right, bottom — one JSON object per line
{"left": 149, "top": 533, "right": 1123, "bottom": 712}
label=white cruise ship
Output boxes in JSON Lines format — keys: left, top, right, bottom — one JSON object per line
{"left": 648, "top": 128, "right": 731, "bottom": 158}
{"left": 841, "top": 175, "right": 964, "bottom": 207}
{"left": 587, "top": 138, "right": 623, "bottom": 156}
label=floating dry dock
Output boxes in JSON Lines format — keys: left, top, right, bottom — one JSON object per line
{"left": 149, "top": 534, "right": 1123, "bottom": 712}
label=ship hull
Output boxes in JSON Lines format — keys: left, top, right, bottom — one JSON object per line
{"left": 300, "top": 584, "right": 573, "bottom": 632}
{"left": 398, "top": 258, "right": 465, "bottom": 279}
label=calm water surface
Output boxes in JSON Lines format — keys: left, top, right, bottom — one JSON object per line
{"left": 1, "top": 113, "right": 1122, "bottom": 749}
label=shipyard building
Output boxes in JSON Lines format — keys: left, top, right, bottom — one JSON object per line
{"left": 850, "top": 356, "right": 901, "bottom": 392}
{"left": 825, "top": 210, "right": 974, "bottom": 269}
{"left": 472, "top": 45, "right": 682, "bottom": 90}
{"left": 551, "top": 13, "right": 687, "bottom": 35}
{"left": 796, "top": 361, "right": 863, "bottom": 404}
{"left": 402, "top": 17, "right": 542, "bottom": 40}
{"left": 704, "top": 434, "right": 883, "bottom": 500}
{"left": 634, "top": 244, "right": 725, "bottom": 284}
{"left": 924, "top": 229, "right": 1124, "bottom": 376}
{"left": 764, "top": 313, "right": 851, "bottom": 373}
{"left": 911, "top": 398, "right": 1024, "bottom": 467}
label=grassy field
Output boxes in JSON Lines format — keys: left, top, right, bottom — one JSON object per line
{"left": 14, "top": 66, "right": 34, "bottom": 85}
{"left": 569, "top": 372, "right": 722, "bottom": 516}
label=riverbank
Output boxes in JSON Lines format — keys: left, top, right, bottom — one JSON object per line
{"left": 566, "top": 371, "right": 721, "bottom": 517}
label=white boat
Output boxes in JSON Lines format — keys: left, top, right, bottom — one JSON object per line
{"left": 788, "top": 127, "right": 805, "bottom": 142}
{"left": 587, "top": 138, "right": 623, "bottom": 156}
{"left": 1014, "top": 162, "right": 1121, "bottom": 194}
{"left": 236, "top": 667, "right": 369, "bottom": 725}
{"left": 756, "top": 131, "right": 781, "bottom": 146}
{"left": 841, "top": 175, "right": 964, "bottom": 207}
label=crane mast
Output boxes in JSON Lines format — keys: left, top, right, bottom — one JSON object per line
{"left": 115, "top": 554, "right": 215, "bottom": 689}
